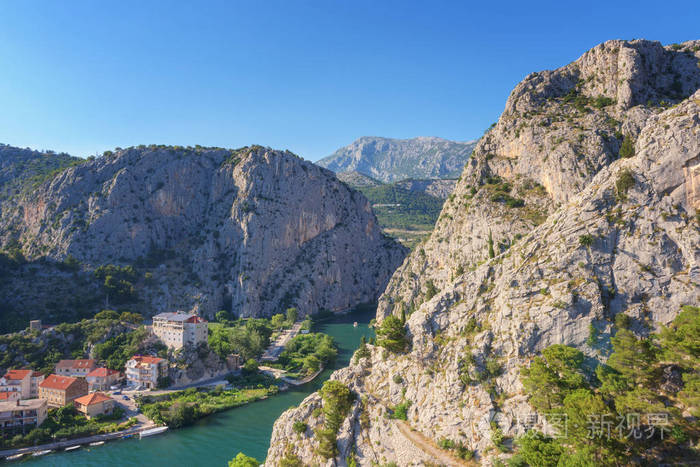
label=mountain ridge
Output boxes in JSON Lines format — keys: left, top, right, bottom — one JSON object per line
{"left": 317, "top": 136, "right": 477, "bottom": 182}
{"left": 0, "top": 144, "right": 407, "bottom": 326}
{"left": 265, "top": 38, "right": 700, "bottom": 466}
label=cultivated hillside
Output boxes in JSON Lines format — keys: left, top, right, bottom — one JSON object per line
{"left": 317, "top": 136, "right": 477, "bottom": 182}
{"left": 265, "top": 39, "right": 700, "bottom": 466}
{"left": 0, "top": 145, "right": 406, "bottom": 325}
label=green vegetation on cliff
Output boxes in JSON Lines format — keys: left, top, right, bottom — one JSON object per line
{"left": 515, "top": 307, "right": 699, "bottom": 465}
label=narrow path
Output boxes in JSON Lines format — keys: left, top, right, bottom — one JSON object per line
{"left": 394, "top": 420, "right": 473, "bottom": 467}
{"left": 260, "top": 322, "right": 303, "bottom": 362}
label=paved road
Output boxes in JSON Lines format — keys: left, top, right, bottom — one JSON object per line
{"left": 260, "top": 322, "right": 303, "bottom": 362}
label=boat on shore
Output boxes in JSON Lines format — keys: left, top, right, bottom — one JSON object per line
{"left": 4, "top": 453, "right": 26, "bottom": 461}
{"left": 32, "top": 450, "right": 52, "bottom": 457}
{"left": 140, "top": 426, "right": 168, "bottom": 438}
{"left": 65, "top": 445, "right": 81, "bottom": 451}
{"left": 89, "top": 441, "right": 105, "bottom": 447}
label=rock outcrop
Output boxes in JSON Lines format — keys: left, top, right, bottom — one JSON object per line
{"left": 317, "top": 136, "right": 477, "bottom": 182}
{"left": 0, "top": 144, "right": 80, "bottom": 204}
{"left": 265, "top": 39, "right": 700, "bottom": 466}
{"left": 393, "top": 178, "right": 458, "bottom": 200}
{"left": 0, "top": 145, "right": 406, "bottom": 319}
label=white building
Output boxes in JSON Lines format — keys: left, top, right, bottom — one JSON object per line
{"left": 0, "top": 370, "right": 44, "bottom": 400}
{"left": 0, "top": 399, "right": 47, "bottom": 434}
{"left": 125, "top": 356, "right": 167, "bottom": 389}
{"left": 152, "top": 311, "right": 208, "bottom": 350}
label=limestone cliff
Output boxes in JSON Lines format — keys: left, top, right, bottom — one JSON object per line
{"left": 265, "top": 39, "right": 700, "bottom": 466}
{"left": 0, "top": 145, "right": 406, "bottom": 320}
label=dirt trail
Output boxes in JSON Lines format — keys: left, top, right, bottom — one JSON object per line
{"left": 393, "top": 420, "right": 474, "bottom": 466}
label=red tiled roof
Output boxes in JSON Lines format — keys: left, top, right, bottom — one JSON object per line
{"left": 86, "top": 368, "right": 120, "bottom": 378}
{"left": 56, "top": 359, "right": 96, "bottom": 369}
{"left": 74, "top": 392, "right": 112, "bottom": 406}
{"left": 3, "top": 369, "right": 32, "bottom": 380}
{"left": 131, "top": 355, "right": 164, "bottom": 364}
{"left": 31, "top": 371, "right": 44, "bottom": 378}
{"left": 39, "top": 374, "right": 79, "bottom": 391}
{"left": 185, "top": 315, "right": 206, "bottom": 323}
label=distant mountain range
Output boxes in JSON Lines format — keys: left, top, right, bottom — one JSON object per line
{"left": 316, "top": 136, "right": 476, "bottom": 182}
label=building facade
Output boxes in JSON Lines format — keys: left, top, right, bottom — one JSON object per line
{"left": 55, "top": 359, "right": 97, "bottom": 378}
{"left": 0, "top": 370, "right": 43, "bottom": 400}
{"left": 38, "top": 375, "right": 89, "bottom": 408}
{"left": 0, "top": 399, "right": 47, "bottom": 435}
{"left": 86, "top": 368, "right": 122, "bottom": 391}
{"left": 0, "top": 370, "right": 31, "bottom": 399}
{"left": 73, "top": 392, "right": 115, "bottom": 419}
{"left": 125, "top": 356, "right": 167, "bottom": 389}
{"left": 152, "top": 312, "right": 208, "bottom": 350}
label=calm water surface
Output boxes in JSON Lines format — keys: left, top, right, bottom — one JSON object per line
{"left": 23, "top": 307, "right": 375, "bottom": 466}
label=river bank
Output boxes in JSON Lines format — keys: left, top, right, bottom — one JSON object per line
{"left": 19, "top": 306, "right": 375, "bottom": 466}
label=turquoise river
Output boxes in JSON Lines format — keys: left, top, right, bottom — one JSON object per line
{"left": 23, "top": 307, "right": 375, "bottom": 466}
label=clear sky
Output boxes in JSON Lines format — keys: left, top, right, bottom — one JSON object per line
{"left": 0, "top": 1, "right": 698, "bottom": 161}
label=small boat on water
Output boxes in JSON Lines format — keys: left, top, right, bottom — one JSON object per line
{"left": 5, "top": 453, "right": 25, "bottom": 461}
{"left": 32, "top": 450, "right": 52, "bottom": 457}
{"left": 65, "top": 445, "right": 81, "bottom": 451}
{"left": 89, "top": 441, "right": 105, "bottom": 447}
{"left": 353, "top": 321, "right": 358, "bottom": 327}
{"left": 140, "top": 426, "right": 168, "bottom": 438}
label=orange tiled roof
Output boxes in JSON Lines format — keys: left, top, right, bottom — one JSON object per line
{"left": 0, "top": 393, "right": 13, "bottom": 400}
{"left": 86, "top": 368, "right": 120, "bottom": 378}
{"left": 131, "top": 355, "right": 163, "bottom": 364}
{"left": 3, "top": 369, "right": 32, "bottom": 380}
{"left": 74, "top": 392, "right": 112, "bottom": 406}
{"left": 56, "top": 359, "right": 96, "bottom": 369}
{"left": 39, "top": 374, "right": 79, "bottom": 391}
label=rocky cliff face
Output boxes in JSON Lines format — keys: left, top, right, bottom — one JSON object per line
{"left": 0, "top": 145, "right": 406, "bottom": 319}
{"left": 265, "top": 39, "right": 700, "bottom": 465}
{"left": 394, "top": 178, "right": 458, "bottom": 200}
{"left": 377, "top": 38, "right": 700, "bottom": 323}
{"left": 0, "top": 144, "right": 80, "bottom": 203}
{"left": 317, "top": 136, "right": 477, "bottom": 182}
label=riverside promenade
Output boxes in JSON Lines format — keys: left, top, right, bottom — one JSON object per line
{"left": 0, "top": 421, "right": 157, "bottom": 460}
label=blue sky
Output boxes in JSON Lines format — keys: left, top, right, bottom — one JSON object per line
{"left": 0, "top": 1, "right": 698, "bottom": 161}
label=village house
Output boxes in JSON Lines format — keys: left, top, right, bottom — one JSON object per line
{"left": 38, "top": 375, "right": 89, "bottom": 408}
{"left": 0, "top": 399, "right": 47, "bottom": 435}
{"left": 55, "top": 359, "right": 97, "bottom": 378}
{"left": 125, "top": 356, "right": 168, "bottom": 389}
{"left": 0, "top": 370, "right": 44, "bottom": 399}
{"left": 73, "top": 392, "right": 115, "bottom": 419}
{"left": 86, "top": 368, "right": 122, "bottom": 391}
{"left": 152, "top": 311, "right": 208, "bottom": 350}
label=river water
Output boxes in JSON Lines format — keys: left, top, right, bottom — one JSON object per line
{"left": 23, "top": 307, "right": 375, "bottom": 466}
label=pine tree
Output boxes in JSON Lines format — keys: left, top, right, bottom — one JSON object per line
{"left": 619, "top": 134, "right": 635, "bottom": 158}
{"left": 488, "top": 230, "right": 495, "bottom": 259}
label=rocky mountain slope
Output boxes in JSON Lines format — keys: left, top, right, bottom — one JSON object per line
{"left": 0, "top": 144, "right": 81, "bottom": 203}
{"left": 317, "top": 136, "right": 477, "bottom": 182}
{"left": 0, "top": 145, "right": 406, "bottom": 323}
{"left": 394, "top": 178, "right": 458, "bottom": 200}
{"left": 265, "top": 39, "right": 700, "bottom": 465}
{"left": 336, "top": 171, "right": 382, "bottom": 188}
